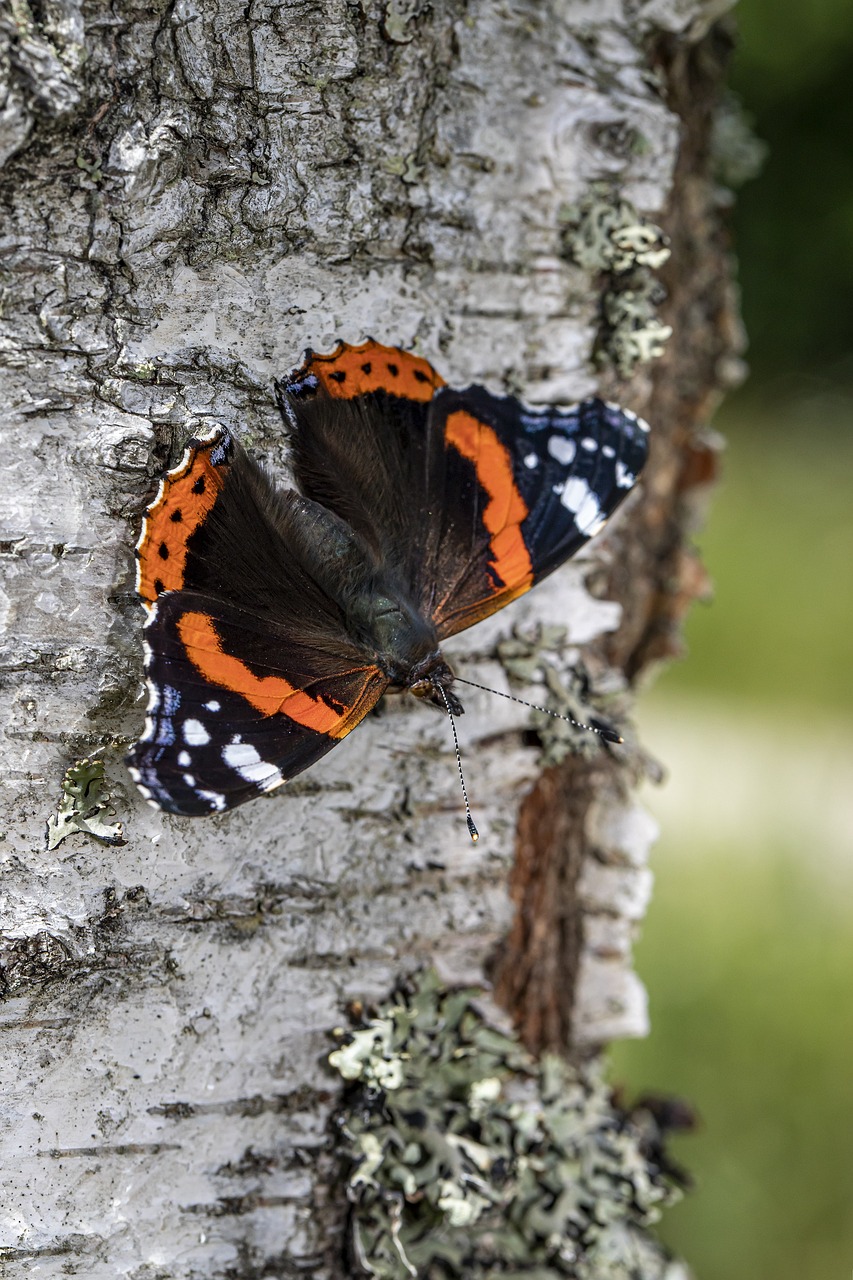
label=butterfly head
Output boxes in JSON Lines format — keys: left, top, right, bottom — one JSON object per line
{"left": 406, "top": 653, "right": 463, "bottom": 716}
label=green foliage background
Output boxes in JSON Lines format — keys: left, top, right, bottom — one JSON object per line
{"left": 610, "top": 4, "right": 853, "bottom": 1277}
{"left": 730, "top": 0, "right": 853, "bottom": 386}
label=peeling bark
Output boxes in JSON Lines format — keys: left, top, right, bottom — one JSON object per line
{"left": 492, "top": 757, "right": 596, "bottom": 1055}
{"left": 1, "top": 1, "right": 736, "bottom": 1274}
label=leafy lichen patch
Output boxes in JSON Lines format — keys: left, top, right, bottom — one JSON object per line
{"left": 562, "top": 188, "right": 672, "bottom": 377}
{"left": 46, "top": 757, "right": 125, "bottom": 851}
{"left": 330, "top": 970, "right": 685, "bottom": 1278}
{"left": 382, "top": 0, "right": 426, "bottom": 45}
{"left": 497, "top": 623, "right": 630, "bottom": 766}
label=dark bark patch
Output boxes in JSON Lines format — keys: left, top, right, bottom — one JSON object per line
{"left": 491, "top": 758, "right": 606, "bottom": 1055}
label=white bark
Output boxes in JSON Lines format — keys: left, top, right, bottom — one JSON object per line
{"left": 0, "top": 0, "right": 732, "bottom": 1274}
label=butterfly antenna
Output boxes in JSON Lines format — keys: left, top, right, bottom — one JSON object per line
{"left": 455, "top": 676, "right": 623, "bottom": 744}
{"left": 436, "top": 684, "right": 479, "bottom": 843}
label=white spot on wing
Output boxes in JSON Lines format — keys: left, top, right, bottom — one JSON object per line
{"left": 547, "top": 436, "right": 576, "bottom": 465}
{"left": 616, "top": 460, "right": 635, "bottom": 488}
{"left": 183, "top": 718, "right": 210, "bottom": 745}
{"left": 223, "top": 740, "right": 283, "bottom": 789}
{"left": 560, "top": 476, "right": 601, "bottom": 531}
{"left": 581, "top": 437, "right": 598, "bottom": 451}
{"left": 602, "top": 445, "right": 615, "bottom": 458}
{"left": 178, "top": 751, "right": 191, "bottom": 767}
{"left": 205, "top": 700, "right": 221, "bottom": 712}
{"left": 182, "top": 774, "right": 196, "bottom": 787}
{"left": 523, "top": 452, "right": 538, "bottom": 469}
{"left": 198, "top": 789, "right": 227, "bottom": 811}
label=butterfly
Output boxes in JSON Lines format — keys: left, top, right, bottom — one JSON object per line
{"left": 127, "top": 340, "right": 648, "bottom": 820}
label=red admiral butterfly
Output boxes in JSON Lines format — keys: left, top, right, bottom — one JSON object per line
{"left": 128, "top": 341, "right": 648, "bottom": 821}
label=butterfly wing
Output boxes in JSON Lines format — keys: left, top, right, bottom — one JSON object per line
{"left": 281, "top": 346, "right": 648, "bottom": 642}
{"left": 128, "top": 427, "right": 388, "bottom": 814}
{"left": 278, "top": 340, "right": 448, "bottom": 593}
{"left": 129, "top": 592, "right": 387, "bottom": 815}
{"left": 421, "top": 388, "right": 650, "bottom": 639}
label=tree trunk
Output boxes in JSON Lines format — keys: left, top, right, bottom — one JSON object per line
{"left": 0, "top": 0, "right": 738, "bottom": 1275}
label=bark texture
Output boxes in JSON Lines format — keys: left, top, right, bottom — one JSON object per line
{"left": 0, "top": 0, "right": 736, "bottom": 1274}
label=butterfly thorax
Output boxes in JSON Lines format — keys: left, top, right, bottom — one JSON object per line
{"left": 346, "top": 587, "right": 460, "bottom": 711}
{"left": 284, "top": 492, "right": 458, "bottom": 707}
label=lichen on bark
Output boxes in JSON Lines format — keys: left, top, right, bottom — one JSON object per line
{"left": 330, "top": 969, "right": 687, "bottom": 1279}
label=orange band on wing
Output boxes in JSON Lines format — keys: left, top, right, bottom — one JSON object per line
{"left": 299, "top": 340, "right": 445, "bottom": 403}
{"left": 137, "top": 438, "right": 227, "bottom": 607}
{"left": 444, "top": 410, "right": 534, "bottom": 594}
{"left": 176, "top": 611, "right": 349, "bottom": 736}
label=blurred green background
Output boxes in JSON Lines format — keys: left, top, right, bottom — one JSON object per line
{"left": 610, "top": 3, "right": 853, "bottom": 1277}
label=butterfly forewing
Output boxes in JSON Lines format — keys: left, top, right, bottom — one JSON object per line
{"left": 129, "top": 593, "right": 387, "bottom": 814}
{"left": 421, "top": 387, "right": 649, "bottom": 638}
{"left": 128, "top": 427, "right": 389, "bottom": 814}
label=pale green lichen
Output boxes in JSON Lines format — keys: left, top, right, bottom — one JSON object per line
{"left": 601, "top": 274, "right": 672, "bottom": 377}
{"left": 330, "top": 970, "right": 686, "bottom": 1278}
{"left": 46, "top": 757, "right": 124, "bottom": 851}
{"left": 383, "top": 152, "right": 424, "bottom": 184}
{"left": 382, "top": 0, "right": 423, "bottom": 44}
{"left": 75, "top": 154, "right": 103, "bottom": 183}
{"left": 711, "top": 92, "right": 768, "bottom": 191}
{"left": 496, "top": 623, "right": 629, "bottom": 765}
{"left": 561, "top": 188, "right": 672, "bottom": 377}
{"left": 125, "top": 360, "right": 158, "bottom": 381}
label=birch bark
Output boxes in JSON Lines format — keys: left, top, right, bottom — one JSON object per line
{"left": 0, "top": 0, "right": 738, "bottom": 1274}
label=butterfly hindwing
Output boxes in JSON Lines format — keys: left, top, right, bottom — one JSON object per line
{"left": 282, "top": 339, "right": 444, "bottom": 405}
{"left": 278, "top": 340, "right": 447, "bottom": 588}
{"left": 135, "top": 426, "right": 236, "bottom": 609}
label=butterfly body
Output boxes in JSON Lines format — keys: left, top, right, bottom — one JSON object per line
{"left": 128, "top": 341, "right": 648, "bottom": 816}
{"left": 238, "top": 469, "right": 455, "bottom": 706}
